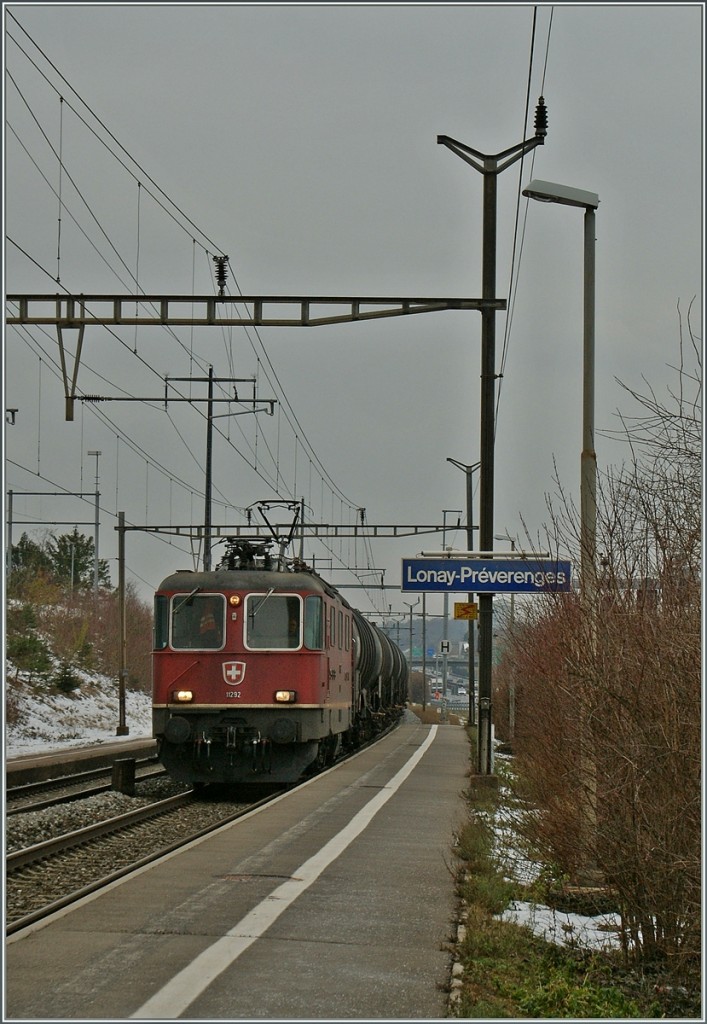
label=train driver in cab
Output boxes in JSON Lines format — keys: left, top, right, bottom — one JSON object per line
{"left": 198, "top": 597, "right": 223, "bottom": 648}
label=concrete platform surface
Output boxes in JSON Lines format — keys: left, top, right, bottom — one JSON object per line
{"left": 6, "top": 738, "right": 158, "bottom": 785}
{"left": 6, "top": 719, "right": 470, "bottom": 1021}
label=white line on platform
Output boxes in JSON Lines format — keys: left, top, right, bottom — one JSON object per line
{"left": 132, "top": 725, "right": 438, "bottom": 1019}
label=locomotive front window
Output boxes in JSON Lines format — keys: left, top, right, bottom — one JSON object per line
{"left": 153, "top": 595, "right": 169, "bottom": 650}
{"left": 245, "top": 594, "right": 301, "bottom": 650}
{"left": 170, "top": 593, "right": 225, "bottom": 650}
{"left": 304, "top": 595, "right": 324, "bottom": 650}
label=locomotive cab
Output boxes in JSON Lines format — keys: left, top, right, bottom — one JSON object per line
{"left": 152, "top": 543, "right": 407, "bottom": 787}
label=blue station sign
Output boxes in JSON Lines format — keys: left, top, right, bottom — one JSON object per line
{"left": 401, "top": 558, "right": 572, "bottom": 594}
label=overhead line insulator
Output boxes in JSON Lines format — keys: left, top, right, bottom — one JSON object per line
{"left": 534, "top": 96, "right": 548, "bottom": 138}
{"left": 213, "top": 255, "right": 230, "bottom": 297}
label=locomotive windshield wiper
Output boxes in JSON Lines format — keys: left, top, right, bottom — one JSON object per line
{"left": 249, "top": 588, "right": 275, "bottom": 622}
{"left": 173, "top": 587, "right": 201, "bottom": 614}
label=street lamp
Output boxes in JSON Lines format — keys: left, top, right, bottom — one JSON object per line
{"left": 523, "top": 178, "right": 600, "bottom": 879}
{"left": 522, "top": 179, "right": 599, "bottom": 600}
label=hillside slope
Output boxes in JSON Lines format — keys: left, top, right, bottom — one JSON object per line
{"left": 5, "top": 674, "right": 153, "bottom": 757}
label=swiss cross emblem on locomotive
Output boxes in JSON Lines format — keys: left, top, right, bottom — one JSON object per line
{"left": 222, "top": 661, "right": 246, "bottom": 685}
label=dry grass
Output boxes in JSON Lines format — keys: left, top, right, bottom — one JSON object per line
{"left": 408, "top": 703, "right": 463, "bottom": 726}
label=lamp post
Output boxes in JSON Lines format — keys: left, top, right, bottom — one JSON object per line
{"left": 522, "top": 178, "right": 600, "bottom": 879}
{"left": 521, "top": 179, "right": 599, "bottom": 599}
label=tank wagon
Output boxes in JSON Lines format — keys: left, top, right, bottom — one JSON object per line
{"left": 152, "top": 539, "right": 408, "bottom": 785}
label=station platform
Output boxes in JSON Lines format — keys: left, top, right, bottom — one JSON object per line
{"left": 6, "top": 718, "right": 470, "bottom": 1020}
{"left": 6, "top": 738, "right": 158, "bottom": 785}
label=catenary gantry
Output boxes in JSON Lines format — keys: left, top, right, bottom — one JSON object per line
{"left": 118, "top": 522, "right": 450, "bottom": 539}
{"left": 5, "top": 293, "right": 504, "bottom": 328}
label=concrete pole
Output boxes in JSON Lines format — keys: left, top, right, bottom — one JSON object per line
{"left": 495, "top": 533, "right": 516, "bottom": 740}
{"left": 88, "top": 450, "right": 101, "bottom": 592}
{"left": 116, "top": 511, "right": 129, "bottom": 735}
{"left": 404, "top": 599, "right": 419, "bottom": 674}
{"left": 467, "top": 470, "right": 477, "bottom": 726}
{"left": 476, "top": 164, "right": 498, "bottom": 777}
{"left": 438, "top": 96, "right": 547, "bottom": 774}
{"left": 204, "top": 365, "right": 214, "bottom": 571}
{"left": 581, "top": 208, "right": 597, "bottom": 600}
{"left": 441, "top": 510, "right": 461, "bottom": 697}
{"left": 447, "top": 459, "right": 480, "bottom": 724}
{"left": 7, "top": 489, "right": 13, "bottom": 577}
{"left": 581, "top": 207, "right": 598, "bottom": 874}
{"left": 421, "top": 593, "right": 427, "bottom": 710}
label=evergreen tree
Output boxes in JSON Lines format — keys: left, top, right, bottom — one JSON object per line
{"left": 7, "top": 631, "right": 52, "bottom": 682}
{"left": 45, "top": 528, "right": 111, "bottom": 589}
{"left": 10, "top": 532, "right": 53, "bottom": 575}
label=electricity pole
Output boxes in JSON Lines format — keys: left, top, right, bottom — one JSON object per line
{"left": 442, "top": 508, "right": 462, "bottom": 697}
{"left": 447, "top": 458, "right": 480, "bottom": 724}
{"left": 78, "top": 376, "right": 275, "bottom": 573}
{"left": 438, "top": 97, "right": 548, "bottom": 774}
{"left": 404, "top": 599, "right": 420, "bottom": 671}
{"left": 87, "top": 449, "right": 101, "bottom": 591}
{"left": 164, "top": 369, "right": 276, "bottom": 572}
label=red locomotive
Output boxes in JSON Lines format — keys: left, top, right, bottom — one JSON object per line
{"left": 152, "top": 538, "right": 408, "bottom": 785}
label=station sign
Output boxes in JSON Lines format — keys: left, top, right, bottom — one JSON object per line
{"left": 401, "top": 558, "right": 572, "bottom": 594}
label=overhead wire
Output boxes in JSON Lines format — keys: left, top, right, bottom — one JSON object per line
{"left": 12, "top": 315, "right": 274, "bottom": 523}
{"left": 6, "top": 241, "right": 284, "bottom": 507}
{"left": 6, "top": 455, "right": 196, "bottom": 587}
{"left": 10, "top": 322, "right": 212, "bottom": 502}
{"left": 6, "top": 16, "right": 226, "bottom": 258}
{"left": 9, "top": 17, "right": 361, "bottom": 518}
{"left": 7, "top": 246, "right": 340, "bottom": 558}
{"left": 495, "top": 6, "right": 554, "bottom": 430}
{"left": 7, "top": 17, "right": 367, "bottom": 535}
{"left": 6, "top": 13, "right": 442, "bottom": 609}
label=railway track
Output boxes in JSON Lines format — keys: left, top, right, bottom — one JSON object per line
{"left": 6, "top": 787, "right": 281, "bottom": 935}
{"left": 6, "top": 758, "right": 166, "bottom": 815}
{"left": 6, "top": 721, "right": 403, "bottom": 936}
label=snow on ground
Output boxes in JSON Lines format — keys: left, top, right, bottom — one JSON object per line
{"left": 5, "top": 675, "right": 153, "bottom": 757}
{"left": 500, "top": 900, "right": 622, "bottom": 952}
{"left": 490, "top": 751, "right": 623, "bottom": 953}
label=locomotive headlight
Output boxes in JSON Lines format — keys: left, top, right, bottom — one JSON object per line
{"left": 229, "top": 595, "right": 241, "bottom": 606}
{"left": 274, "top": 690, "right": 297, "bottom": 703}
{"left": 172, "top": 689, "right": 194, "bottom": 703}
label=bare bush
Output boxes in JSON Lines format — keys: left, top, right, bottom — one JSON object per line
{"left": 501, "top": 304, "right": 701, "bottom": 979}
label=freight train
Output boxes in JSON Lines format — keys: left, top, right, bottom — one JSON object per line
{"left": 152, "top": 537, "right": 408, "bottom": 785}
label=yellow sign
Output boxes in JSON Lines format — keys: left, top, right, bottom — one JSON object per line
{"left": 454, "top": 602, "right": 478, "bottom": 620}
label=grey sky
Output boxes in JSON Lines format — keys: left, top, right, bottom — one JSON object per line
{"left": 3, "top": 3, "right": 703, "bottom": 620}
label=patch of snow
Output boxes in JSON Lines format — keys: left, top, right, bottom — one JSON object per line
{"left": 487, "top": 753, "right": 623, "bottom": 953}
{"left": 5, "top": 675, "right": 153, "bottom": 757}
{"left": 500, "top": 900, "right": 622, "bottom": 952}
